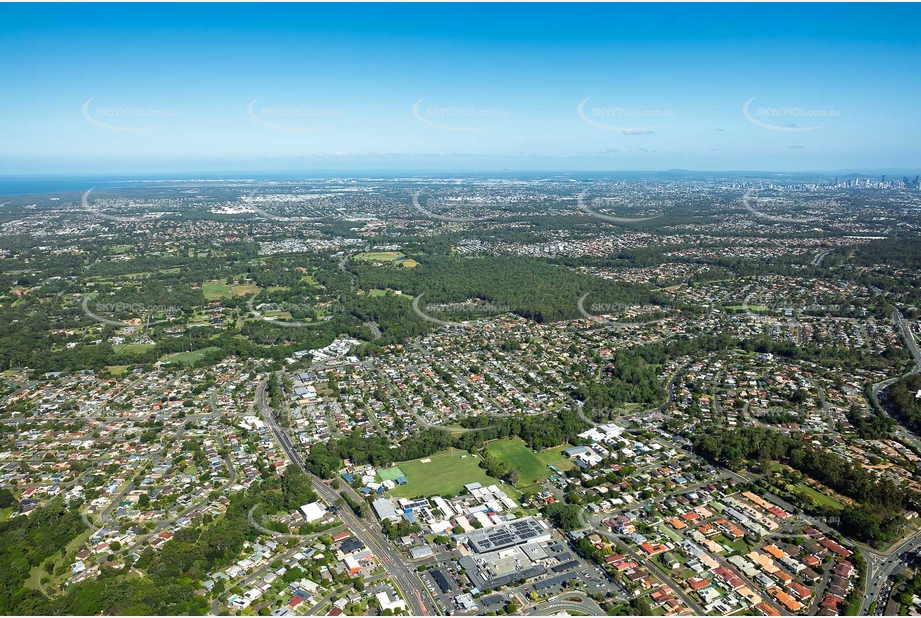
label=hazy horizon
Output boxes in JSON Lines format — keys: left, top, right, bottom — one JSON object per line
{"left": 2, "top": 3, "right": 920, "bottom": 175}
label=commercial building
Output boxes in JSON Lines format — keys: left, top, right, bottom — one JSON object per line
{"left": 462, "top": 517, "right": 551, "bottom": 554}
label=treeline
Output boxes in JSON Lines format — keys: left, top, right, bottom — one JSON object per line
{"left": 2, "top": 468, "right": 320, "bottom": 615}
{"left": 693, "top": 427, "right": 914, "bottom": 547}
{"left": 574, "top": 349, "right": 666, "bottom": 412}
{"left": 0, "top": 498, "right": 85, "bottom": 614}
{"left": 847, "top": 235, "right": 921, "bottom": 270}
{"left": 304, "top": 409, "right": 588, "bottom": 480}
{"left": 846, "top": 404, "right": 895, "bottom": 441}
{"left": 740, "top": 335, "right": 907, "bottom": 372}
{"left": 574, "top": 333, "right": 737, "bottom": 415}
{"left": 348, "top": 255, "right": 670, "bottom": 324}
{"left": 346, "top": 292, "right": 434, "bottom": 347}
{"left": 890, "top": 374, "right": 921, "bottom": 434}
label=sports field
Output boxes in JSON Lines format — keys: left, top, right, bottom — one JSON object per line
{"left": 113, "top": 342, "right": 156, "bottom": 356}
{"left": 160, "top": 346, "right": 220, "bottom": 366}
{"left": 387, "top": 448, "right": 498, "bottom": 499}
{"left": 485, "top": 438, "right": 573, "bottom": 486}
{"left": 355, "top": 251, "right": 404, "bottom": 261}
{"left": 354, "top": 252, "right": 418, "bottom": 268}
{"left": 377, "top": 466, "right": 406, "bottom": 482}
{"left": 202, "top": 281, "right": 262, "bottom": 300}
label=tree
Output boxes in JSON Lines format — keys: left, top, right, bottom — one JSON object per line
{"left": 629, "top": 596, "right": 651, "bottom": 615}
{"left": 0, "top": 488, "right": 17, "bottom": 509}
{"left": 543, "top": 503, "right": 582, "bottom": 531}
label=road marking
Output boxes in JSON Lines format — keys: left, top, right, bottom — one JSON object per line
{"left": 415, "top": 590, "right": 429, "bottom": 616}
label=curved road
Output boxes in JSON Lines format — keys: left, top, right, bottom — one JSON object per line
{"left": 530, "top": 594, "right": 604, "bottom": 616}
{"left": 247, "top": 504, "right": 346, "bottom": 541}
{"left": 576, "top": 361, "right": 690, "bottom": 427}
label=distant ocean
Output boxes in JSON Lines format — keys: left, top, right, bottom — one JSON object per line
{"left": 0, "top": 177, "right": 145, "bottom": 196}
{"left": 0, "top": 173, "right": 341, "bottom": 196}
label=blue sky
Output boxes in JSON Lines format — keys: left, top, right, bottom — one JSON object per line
{"left": 1, "top": 3, "right": 919, "bottom": 174}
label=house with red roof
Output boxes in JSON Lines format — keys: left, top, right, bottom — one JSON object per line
{"left": 821, "top": 593, "right": 844, "bottom": 612}
{"left": 287, "top": 596, "right": 304, "bottom": 610}
{"left": 834, "top": 561, "right": 854, "bottom": 578}
{"left": 818, "top": 537, "right": 851, "bottom": 558}
{"left": 713, "top": 566, "right": 745, "bottom": 590}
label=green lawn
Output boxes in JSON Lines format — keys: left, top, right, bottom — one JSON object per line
{"left": 387, "top": 449, "right": 502, "bottom": 500}
{"left": 160, "top": 346, "right": 220, "bottom": 366}
{"left": 658, "top": 522, "right": 683, "bottom": 543}
{"left": 355, "top": 251, "right": 405, "bottom": 261}
{"left": 792, "top": 483, "right": 846, "bottom": 510}
{"left": 354, "top": 252, "right": 417, "bottom": 268}
{"left": 485, "top": 438, "right": 572, "bottom": 486}
{"left": 113, "top": 342, "right": 156, "bottom": 356}
{"left": 202, "top": 281, "right": 261, "bottom": 300}
{"left": 202, "top": 281, "right": 232, "bottom": 300}
{"left": 725, "top": 305, "right": 769, "bottom": 312}
{"left": 533, "top": 444, "right": 575, "bottom": 470}
{"left": 105, "top": 365, "right": 130, "bottom": 376}
{"left": 714, "top": 534, "right": 750, "bottom": 555}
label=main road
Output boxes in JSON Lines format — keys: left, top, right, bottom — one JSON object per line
{"left": 859, "top": 311, "right": 921, "bottom": 614}
{"left": 255, "top": 377, "right": 440, "bottom": 616}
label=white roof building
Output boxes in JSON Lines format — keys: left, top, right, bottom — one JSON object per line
{"left": 299, "top": 501, "right": 326, "bottom": 523}
{"left": 376, "top": 591, "right": 407, "bottom": 613}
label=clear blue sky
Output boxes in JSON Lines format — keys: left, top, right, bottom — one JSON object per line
{"left": 1, "top": 3, "right": 919, "bottom": 174}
